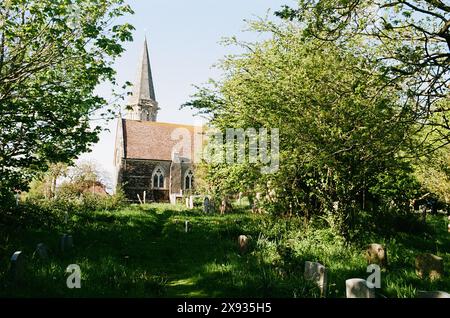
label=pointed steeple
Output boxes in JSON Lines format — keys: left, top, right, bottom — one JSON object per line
{"left": 131, "top": 38, "right": 156, "bottom": 103}
{"left": 127, "top": 38, "right": 159, "bottom": 122}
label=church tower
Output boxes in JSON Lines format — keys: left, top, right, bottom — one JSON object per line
{"left": 126, "top": 38, "right": 159, "bottom": 121}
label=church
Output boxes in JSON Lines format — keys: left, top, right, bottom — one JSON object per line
{"left": 114, "top": 39, "right": 200, "bottom": 203}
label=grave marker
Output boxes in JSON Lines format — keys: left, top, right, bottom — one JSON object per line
{"left": 415, "top": 253, "right": 444, "bottom": 280}
{"left": 304, "top": 261, "right": 327, "bottom": 297}
{"left": 10, "top": 251, "right": 24, "bottom": 282}
{"left": 366, "top": 244, "right": 387, "bottom": 267}
{"left": 35, "top": 243, "right": 49, "bottom": 260}
{"left": 346, "top": 278, "right": 375, "bottom": 298}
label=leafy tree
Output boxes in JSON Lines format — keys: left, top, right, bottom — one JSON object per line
{"left": 275, "top": 0, "right": 450, "bottom": 146}
{"left": 0, "top": 0, "right": 134, "bottom": 190}
{"left": 185, "top": 21, "right": 419, "bottom": 234}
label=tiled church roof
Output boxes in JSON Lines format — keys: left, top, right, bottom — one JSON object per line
{"left": 122, "top": 119, "right": 203, "bottom": 161}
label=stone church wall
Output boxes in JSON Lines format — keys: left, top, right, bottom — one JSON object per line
{"left": 119, "top": 158, "right": 171, "bottom": 203}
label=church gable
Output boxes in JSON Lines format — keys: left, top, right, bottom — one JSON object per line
{"left": 122, "top": 119, "right": 200, "bottom": 162}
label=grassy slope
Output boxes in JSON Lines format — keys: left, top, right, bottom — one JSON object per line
{"left": 0, "top": 204, "right": 449, "bottom": 298}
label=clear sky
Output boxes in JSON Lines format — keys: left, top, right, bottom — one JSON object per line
{"left": 79, "top": 0, "right": 294, "bottom": 186}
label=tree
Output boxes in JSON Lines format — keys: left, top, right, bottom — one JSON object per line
{"left": 184, "top": 20, "right": 419, "bottom": 234}
{"left": 275, "top": 0, "right": 449, "bottom": 147}
{"left": 0, "top": 0, "right": 134, "bottom": 190}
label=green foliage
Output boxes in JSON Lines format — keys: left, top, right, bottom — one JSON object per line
{"left": 0, "top": 0, "right": 134, "bottom": 190}
{"left": 185, "top": 21, "right": 418, "bottom": 234}
{"left": 275, "top": 0, "right": 450, "bottom": 142}
{"left": 2, "top": 204, "right": 448, "bottom": 298}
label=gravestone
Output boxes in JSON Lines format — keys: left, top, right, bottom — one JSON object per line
{"left": 238, "top": 235, "right": 250, "bottom": 254}
{"left": 416, "top": 291, "right": 450, "bottom": 298}
{"left": 304, "top": 261, "right": 327, "bottom": 297}
{"left": 185, "top": 198, "right": 190, "bottom": 209}
{"left": 60, "top": 234, "right": 74, "bottom": 253}
{"left": 35, "top": 243, "right": 49, "bottom": 260}
{"left": 67, "top": 235, "right": 74, "bottom": 249}
{"left": 189, "top": 196, "right": 194, "bottom": 209}
{"left": 185, "top": 221, "right": 190, "bottom": 233}
{"left": 415, "top": 253, "right": 444, "bottom": 280}
{"left": 10, "top": 251, "right": 24, "bottom": 282}
{"left": 203, "top": 197, "right": 210, "bottom": 213}
{"left": 346, "top": 278, "right": 375, "bottom": 298}
{"left": 366, "top": 244, "right": 387, "bottom": 267}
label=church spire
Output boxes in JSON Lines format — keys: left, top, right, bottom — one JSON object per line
{"left": 127, "top": 38, "right": 159, "bottom": 121}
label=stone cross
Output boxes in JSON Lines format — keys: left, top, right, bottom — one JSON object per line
{"left": 304, "top": 261, "right": 327, "bottom": 297}
{"left": 346, "top": 278, "right": 375, "bottom": 298}
{"left": 10, "top": 251, "right": 24, "bottom": 282}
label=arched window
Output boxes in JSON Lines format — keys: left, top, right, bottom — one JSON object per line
{"left": 152, "top": 167, "right": 165, "bottom": 189}
{"left": 184, "top": 170, "right": 194, "bottom": 190}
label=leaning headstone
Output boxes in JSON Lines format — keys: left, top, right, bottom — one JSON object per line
{"left": 366, "top": 244, "right": 387, "bottom": 267}
{"left": 415, "top": 253, "right": 444, "bottom": 280}
{"left": 238, "top": 235, "right": 250, "bottom": 254}
{"left": 304, "top": 261, "right": 327, "bottom": 297}
{"left": 10, "top": 251, "right": 24, "bottom": 282}
{"left": 185, "top": 221, "right": 190, "bottom": 233}
{"left": 346, "top": 278, "right": 375, "bottom": 298}
{"left": 35, "top": 243, "right": 49, "bottom": 260}
{"left": 416, "top": 291, "right": 450, "bottom": 298}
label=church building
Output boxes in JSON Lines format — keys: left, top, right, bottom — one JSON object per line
{"left": 114, "top": 39, "right": 200, "bottom": 203}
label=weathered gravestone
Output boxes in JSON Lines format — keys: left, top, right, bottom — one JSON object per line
{"left": 203, "top": 197, "right": 210, "bottom": 213}
{"left": 185, "top": 221, "right": 190, "bottom": 233}
{"left": 10, "top": 251, "right": 24, "bottom": 283}
{"left": 366, "top": 244, "right": 387, "bottom": 267}
{"left": 415, "top": 253, "right": 444, "bottom": 280}
{"left": 346, "top": 278, "right": 375, "bottom": 298}
{"left": 189, "top": 196, "right": 194, "bottom": 209}
{"left": 60, "top": 234, "right": 74, "bottom": 253}
{"left": 304, "top": 261, "right": 327, "bottom": 297}
{"left": 35, "top": 243, "right": 49, "bottom": 260}
{"left": 238, "top": 235, "right": 250, "bottom": 254}
{"left": 416, "top": 291, "right": 450, "bottom": 298}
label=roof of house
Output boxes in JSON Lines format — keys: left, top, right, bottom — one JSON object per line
{"left": 122, "top": 119, "right": 204, "bottom": 161}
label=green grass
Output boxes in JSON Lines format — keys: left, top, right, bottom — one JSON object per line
{"left": 0, "top": 203, "right": 449, "bottom": 298}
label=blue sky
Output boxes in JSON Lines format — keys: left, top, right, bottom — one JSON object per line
{"left": 79, "top": 0, "right": 294, "bottom": 185}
